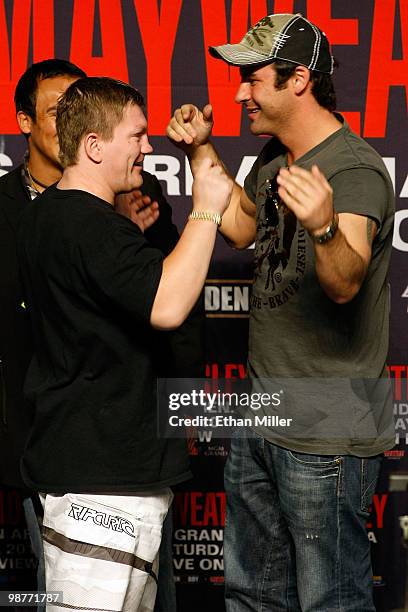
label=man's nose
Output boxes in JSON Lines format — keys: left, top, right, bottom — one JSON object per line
{"left": 235, "top": 82, "right": 251, "bottom": 104}
{"left": 141, "top": 135, "right": 153, "bottom": 155}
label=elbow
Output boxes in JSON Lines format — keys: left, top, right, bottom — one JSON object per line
{"left": 222, "top": 234, "right": 254, "bottom": 250}
{"left": 235, "top": 240, "right": 255, "bottom": 250}
{"left": 326, "top": 282, "right": 362, "bottom": 304}
{"left": 150, "top": 305, "right": 186, "bottom": 330}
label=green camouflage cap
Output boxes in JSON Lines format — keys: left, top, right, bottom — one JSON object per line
{"left": 209, "top": 13, "right": 334, "bottom": 74}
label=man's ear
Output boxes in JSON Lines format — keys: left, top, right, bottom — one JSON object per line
{"left": 16, "top": 111, "right": 33, "bottom": 136}
{"left": 83, "top": 133, "right": 103, "bottom": 163}
{"left": 292, "top": 65, "right": 312, "bottom": 95}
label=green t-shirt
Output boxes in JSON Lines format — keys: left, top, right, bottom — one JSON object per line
{"left": 243, "top": 119, "right": 395, "bottom": 456}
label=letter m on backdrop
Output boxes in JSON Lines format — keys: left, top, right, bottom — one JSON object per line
{"left": 0, "top": 0, "right": 54, "bottom": 133}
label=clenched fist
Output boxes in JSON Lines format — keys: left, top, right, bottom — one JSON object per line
{"left": 167, "top": 104, "right": 214, "bottom": 151}
{"left": 192, "top": 158, "right": 233, "bottom": 216}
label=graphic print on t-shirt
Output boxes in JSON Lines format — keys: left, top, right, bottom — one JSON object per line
{"left": 252, "top": 180, "right": 306, "bottom": 310}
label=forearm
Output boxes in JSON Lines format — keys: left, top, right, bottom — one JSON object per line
{"left": 167, "top": 104, "right": 254, "bottom": 247}
{"left": 150, "top": 219, "right": 217, "bottom": 329}
{"left": 277, "top": 165, "right": 371, "bottom": 303}
{"left": 188, "top": 143, "right": 254, "bottom": 248}
{"left": 219, "top": 198, "right": 256, "bottom": 248}
{"left": 315, "top": 228, "right": 367, "bottom": 304}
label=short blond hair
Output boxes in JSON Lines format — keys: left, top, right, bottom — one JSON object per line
{"left": 57, "top": 77, "right": 145, "bottom": 167}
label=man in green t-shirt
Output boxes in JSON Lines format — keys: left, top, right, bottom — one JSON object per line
{"left": 167, "top": 12, "right": 395, "bottom": 612}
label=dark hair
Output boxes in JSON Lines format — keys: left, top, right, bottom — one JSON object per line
{"left": 273, "top": 60, "right": 337, "bottom": 112}
{"left": 14, "top": 59, "right": 87, "bottom": 120}
{"left": 57, "top": 77, "right": 145, "bottom": 167}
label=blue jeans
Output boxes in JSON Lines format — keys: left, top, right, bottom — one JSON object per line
{"left": 224, "top": 430, "right": 381, "bottom": 612}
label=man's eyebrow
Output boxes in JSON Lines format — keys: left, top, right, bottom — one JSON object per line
{"left": 240, "top": 67, "right": 256, "bottom": 79}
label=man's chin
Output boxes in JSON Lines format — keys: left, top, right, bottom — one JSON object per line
{"left": 248, "top": 121, "right": 264, "bottom": 136}
{"left": 249, "top": 122, "right": 274, "bottom": 138}
{"left": 131, "top": 167, "right": 144, "bottom": 188}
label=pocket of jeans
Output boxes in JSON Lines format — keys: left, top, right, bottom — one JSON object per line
{"left": 360, "top": 457, "right": 381, "bottom": 514}
{"left": 288, "top": 450, "right": 341, "bottom": 467}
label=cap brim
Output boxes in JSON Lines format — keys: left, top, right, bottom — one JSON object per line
{"left": 209, "top": 44, "right": 271, "bottom": 66}
{"left": 209, "top": 43, "right": 334, "bottom": 74}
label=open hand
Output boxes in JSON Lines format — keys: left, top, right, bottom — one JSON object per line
{"left": 114, "top": 190, "right": 160, "bottom": 233}
{"left": 277, "top": 165, "right": 334, "bottom": 234}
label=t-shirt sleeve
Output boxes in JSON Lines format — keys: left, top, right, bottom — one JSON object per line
{"left": 330, "top": 168, "right": 389, "bottom": 230}
{"left": 243, "top": 156, "right": 262, "bottom": 203}
{"left": 79, "top": 214, "right": 163, "bottom": 323}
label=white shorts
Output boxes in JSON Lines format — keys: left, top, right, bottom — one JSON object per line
{"left": 40, "top": 489, "right": 173, "bottom": 612}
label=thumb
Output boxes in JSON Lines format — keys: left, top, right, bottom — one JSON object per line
{"left": 202, "top": 103, "right": 213, "bottom": 124}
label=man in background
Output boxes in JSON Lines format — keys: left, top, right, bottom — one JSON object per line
{"left": 0, "top": 60, "right": 87, "bottom": 597}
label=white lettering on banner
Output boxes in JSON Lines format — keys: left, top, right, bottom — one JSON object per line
{"left": 143, "top": 155, "right": 181, "bottom": 195}
{"left": 0, "top": 136, "right": 12, "bottom": 176}
{"left": 393, "top": 210, "right": 408, "bottom": 251}
{"left": 142, "top": 155, "right": 257, "bottom": 196}
{"left": 174, "top": 558, "right": 194, "bottom": 570}
{"left": 141, "top": 154, "right": 406, "bottom": 199}
{"left": 0, "top": 154, "right": 12, "bottom": 177}
{"left": 382, "top": 157, "right": 395, "bottom": 192}
{"left": 1, "top": 149, "right": 405, "bottom": 201}
{"left": 185, "top": 157, "right": 193, "bottom": 195}
{"left": 1, "top": 147, "right": 406, "bottom": 252}
{"left": 173, "top": 543, "right": 223, "bottom": 556}
{"left": 395, "top": 432, "right": 408, "bottom": 445}
{"left": 400, "top": 287, "right": 408, "bottom": 314}
{"left": 197, "top": 430, "right": 213, "bottom": 442}
{"left": 401, "top": 173, "right": 408, "bottom": 198}
{"left": 394, "top": 403, "right": 408, "bottom": 415}
{"left": 174, "top": 529, "right": 223, "bottom": 541}
{"left": 395, "top": 417, "right": 408, "bottom": 430}
{"left": 0, "top": 557, "right": 37, "bottom": 569}
{"left": 383, "top": 157, "right": 408, "bottom": 198}
{"left": 205, "top": 284, "right": 250, "bottom": 314}
{"left": 235, "top": 156, "right": 257, "bottom": 187}
{"left": 200, "top": 558, "right": 224, "bottom": 570}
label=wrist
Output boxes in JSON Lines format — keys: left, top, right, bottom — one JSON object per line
{"left": 189, "top": 210, "right": 222, "bottom": 226}
{"left": 189, "top": 142, "right": 212, "bottom": 165}
{"left": 308, "top": 213, "right": 339, "bottom": 244}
